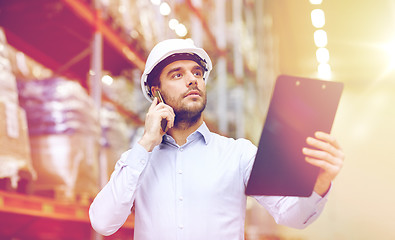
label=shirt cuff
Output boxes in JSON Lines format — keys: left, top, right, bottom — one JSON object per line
{"left": 313, "top": 181, "right": 332, "bottom": 199}
{"left": 310, "top": 182, "right": 331, "bottom": 209}
{"left": 124, "top": 142, "right": 150, "bottom": 172}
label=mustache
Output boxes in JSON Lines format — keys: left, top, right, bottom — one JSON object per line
{"left": 183, "top": 86, "right": 203, "bottom": 97}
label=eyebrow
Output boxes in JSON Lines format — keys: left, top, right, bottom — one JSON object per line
{"left": 166, "top": 67, "right": 182, "bottom": 77}
{"left": 193, "top": 65, "right": 204, "bottom": 72}
{"left": 165, "top": 64, "right": 204, "bottom": 78}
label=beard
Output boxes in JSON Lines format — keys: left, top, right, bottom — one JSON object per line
{"left": 174, "top": 99, "right": 206, "bottom": 127}
{"left": 162, "top": 87, "right": 207, "bottom": 129}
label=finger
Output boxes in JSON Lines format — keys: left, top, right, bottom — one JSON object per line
{"left": 311, "top": 136, "right": 345, "bottom": 161}
{"left": 149, "top": 97, "right": 158, "bottom": 112}
{"left": 306, "top": 136, "right": 339, "bottom": 157}
{"left": 165, "top": 111, "right": 175, "bottom": 129}
{"left": 157, "top": 103, "right": 175, "bottom": 126}
{"left": 302, "top": 147, "right": 339, "bottom": 165}
{"left": 157, "top": 109, "right": 175, "bottom": 129}
{"left": 166, "top": 117, "right": 173, "bottom": 131}
{"left": 303, "top": 147, "right": 344, "bottom": 177}
{"left": 305, "top": 156, "right": 332, "bottom": 170}
{"left": 314, "top": 131, "right": 342, "bottom": 150}
{"left": 305, "top": 157, "right": 340, "bottom": 176}
{"left": 306, "top": 135, "right": 345, "bottom": 160}
{"left": 155, "top": 102, "right": 175, "bottom": 116}
{"left": 158, "top": 102, "right": 175, "bottom": 118}
{"left": 305, "top": 156, "right": 342, "bottom": 177}
{"left": 167, "top": 105, "right": 175, "bottom": 118}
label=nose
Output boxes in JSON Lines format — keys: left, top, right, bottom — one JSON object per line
{"left": 186, "top": 72, "right": 198, "bottom": 87}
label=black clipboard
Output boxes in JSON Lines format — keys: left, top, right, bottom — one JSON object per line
{"left": 245, "top": 75, "right": 344, "bottom": 197}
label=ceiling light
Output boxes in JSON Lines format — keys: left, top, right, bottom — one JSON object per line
{"left": 318, "top": 63, "right": 332, "bottom": 79}
{"left": 169, "top": 18, "right": 179, "bottom": 30}
{"left": 151, "top": 0, "right": 161, "bottom": 6}
{"left": 314, "top": 29, "right": 328, "bottom": 47}
{"left": 311, "top": 9, "right": 325, "bottom": 28}
{"left": 316, "top": 47, "right": 330, "bottom": 63}
{"left": 102, "top": 75, "right": 113, "bottom": 85}
{"left": 309, "top": 0, "right": 323, "bottom": 4}
{"left": 175, "top": 23, "right": 188, "bottom": 37}
{"left": 160, "top": 2, "right": 171, "bottom": 16}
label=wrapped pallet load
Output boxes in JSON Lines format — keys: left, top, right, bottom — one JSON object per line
{"left": 18, "top": 77, "right": 100, "bottom": 203}
{"left": 0, "top": 28, "right": 36, "bottom": 191}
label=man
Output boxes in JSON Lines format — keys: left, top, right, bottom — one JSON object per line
{"left": 89, "top": 39, "right": 344, "bottom": 240}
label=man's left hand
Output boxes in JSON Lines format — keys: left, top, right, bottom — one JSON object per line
{"left": 302, "top": 131, "right": 345, "bottom": 196}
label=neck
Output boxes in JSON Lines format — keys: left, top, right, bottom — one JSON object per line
{"left": 168, "top": 117, "right": 203, "bottom": 146}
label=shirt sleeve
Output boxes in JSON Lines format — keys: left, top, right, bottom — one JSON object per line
{"left": 253, "top": 190, "right": 329, "bottom": 229}
{"left": 241, "top": 139, "right": 330, "bottom": 229}
{"left": 89, "top": 143, "right": 150, "bottom": 236}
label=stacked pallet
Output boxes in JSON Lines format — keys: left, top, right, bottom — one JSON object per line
{"left": 0, "top": 28, "right": 36, "bottom": 191}
{"left": 18, "top": 77, "right": 100, "bottom": 203}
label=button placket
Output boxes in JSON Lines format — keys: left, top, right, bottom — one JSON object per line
{"left": 175, "top": 147, "right": 184, "bottom": 237}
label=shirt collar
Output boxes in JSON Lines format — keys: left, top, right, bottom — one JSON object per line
{"left": 195, "top": 121, "right": 211, "bottom": 145}
{"left": 162, "top": 121, "right": 211, "bottom": 146}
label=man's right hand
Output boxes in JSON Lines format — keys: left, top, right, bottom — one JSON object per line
{"left": 138, "top": 97, "right": 175, "bottom": 152}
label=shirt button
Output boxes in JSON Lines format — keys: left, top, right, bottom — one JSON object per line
{"left": 178, "top": 224, "right": 184, "bottom": 229}
{"left": 178, "top": 169, "right": 183, "bottom": 174}
{"left": 179, "top": 148, "right": 184, "bottom": 152}
{"left": 140, "top": 159, "right": 146, "bottom": 165}
{"left": 179, "top": 196, "right": 183, "bottom": 201}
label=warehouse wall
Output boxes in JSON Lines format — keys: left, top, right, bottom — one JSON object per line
{"left": 276, "top": 83, "right": 395, "bottom": 240}
{"left": 264, "top": 0, "right": 395, "bottom": 239}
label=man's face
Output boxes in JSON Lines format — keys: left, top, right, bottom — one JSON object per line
{"left": 157, "top": 60, "right": 207, "bottom": 122}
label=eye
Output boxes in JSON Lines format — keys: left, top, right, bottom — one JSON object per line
{"left": 172, "top": 73, "right": 182, "bottom": 79}
{"left": 193, "top": 69, "right": 203, "bottom": 77}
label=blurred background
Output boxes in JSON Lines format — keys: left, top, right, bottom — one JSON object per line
{"left": 0, "top": 0, "right": 394, "bottom": 239}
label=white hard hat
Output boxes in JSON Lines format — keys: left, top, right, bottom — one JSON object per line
{"left": 140, "top": 38, "right": 212, "bottom": 102}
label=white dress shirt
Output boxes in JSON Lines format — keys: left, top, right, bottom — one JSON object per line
{"left": 89, "top": 122, "right": 328, "bottom": 240}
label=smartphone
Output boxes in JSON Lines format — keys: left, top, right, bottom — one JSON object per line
{"left": 153, "top": 90, "right": 168, "bottom": 132}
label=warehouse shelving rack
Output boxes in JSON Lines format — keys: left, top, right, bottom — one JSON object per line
{"left": 0, "top": 0, "right": 142, "bottom": 238}
{"left": 0, "top": 190, "right": 134, "bottom": 239}
{"left": 0, "top": 0, "right": 231, "bottom": 238}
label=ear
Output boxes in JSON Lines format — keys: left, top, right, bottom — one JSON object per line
{"left": 151, "top": 86, "right": 159, "bottom": 95}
